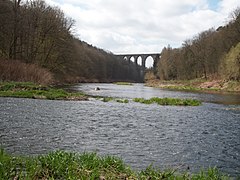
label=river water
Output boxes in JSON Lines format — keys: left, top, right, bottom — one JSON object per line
{"left": 0, "top": 83, "right": 240, "bottom": 176}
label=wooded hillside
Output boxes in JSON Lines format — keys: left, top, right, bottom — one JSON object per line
{"left": 156, "top": 8, "right": 240, "bottom": 82}
{"left": 0, "top": 0, "right": 142, "bottom": 84}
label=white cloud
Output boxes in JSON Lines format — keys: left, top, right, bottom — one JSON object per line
{"left": 219, "top": 0, "right": 240, "bottom": 16}
{"left": 45, "top": 0, "right": 240, "bottom": 55}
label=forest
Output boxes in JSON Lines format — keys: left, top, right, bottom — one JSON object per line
{"left": 156, "top": 8, "right": 240, "bottom": 82}
{"left": 1, "top": 0, "right": 239, "bottom": 85}
{"left": 0, "top": 0, "right": 142, "bottom": 84}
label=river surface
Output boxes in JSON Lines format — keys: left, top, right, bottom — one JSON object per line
{"left": 0, "top": 83, "right": 240, "bottom": 176}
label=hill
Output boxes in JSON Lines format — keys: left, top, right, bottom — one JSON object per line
{"left": 0, "top": 0, "right": 142, "bottom": 84}
{"left": 155, "top": 8, "right": 240, "bottom": 82}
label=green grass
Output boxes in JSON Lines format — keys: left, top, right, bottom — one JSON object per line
{"left": 100, "top": 96, "right": 200, "bottom": 106}
{"left": 162, "top": 85, "right": 202, "bottom": 91}
{"left": 102, "top": 97, "right": 114, "bottom": 102}
{"left": 116, "top": 99, "right": 129, "bottom": 103}
{"left": 0, "top": 81, "right": 87, "bottom": 100}
{"left": 0, "top": 149, "right": 231, "bottom": 179}
{"left": 114, "top": 82, "right": 133, "bottom": 86}
{"left": 101, "top": 97, "right": 129, "bottom": 103}
{"left": 160, "top": 85, "right": 222, "bottom": 92}
{"left": 133, "top": 97, "right": 202, "bottom": 106}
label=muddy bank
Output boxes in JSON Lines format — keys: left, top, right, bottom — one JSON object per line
{"left": 146, "top": 79, "right": 240, "bottom": 94}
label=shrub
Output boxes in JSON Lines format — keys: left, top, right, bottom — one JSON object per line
{"left": 0, "top": 59, "right": 53, "bottom": 85}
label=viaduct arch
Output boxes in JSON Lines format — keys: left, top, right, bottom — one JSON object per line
{"left": 116, "top": 53, "right": 161, "bottom": 68}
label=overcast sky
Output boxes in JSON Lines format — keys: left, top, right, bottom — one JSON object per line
{"left": 45, "top": 0, "right": 239, "bottom": 55}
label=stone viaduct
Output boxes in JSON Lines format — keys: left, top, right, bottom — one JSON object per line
{"left": 116, "top": 53, "right": 161, "bottom": 68}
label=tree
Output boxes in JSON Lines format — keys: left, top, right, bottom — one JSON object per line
{"left": 219, "top": 42, "right": 240, "bottom": 81}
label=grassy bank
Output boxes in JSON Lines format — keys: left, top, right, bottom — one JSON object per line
{"left": 133, "top": 97, "right": 201, "bottom": 106}
{"left": 0, "top": 82, "right": 200, "bottom": 106}
{"left": 0, "top": 149, "right": 231, "bottom": 180}
{"left": 146, "top": 79, "right": 240, "bottom": 93}
{"left": 0, "top": 82, "right": 88, "bottom": 100}
{"left": 97, "top": 96, "right": 200, "bottom": 106}
{"left": 114, "top": 82, "right": 133, "bottom": 86}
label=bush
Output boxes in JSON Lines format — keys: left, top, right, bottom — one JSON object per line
{"left": 0, "top": 59, "right": 53, "bottom": 85}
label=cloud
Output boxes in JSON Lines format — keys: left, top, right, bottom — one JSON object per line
{"left": 45, "top": 0, "right": 240, "bottom": 55}
{"left": 219, "top": 0, "right": 240, "bottom": 15}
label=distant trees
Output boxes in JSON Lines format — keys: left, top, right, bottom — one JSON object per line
{"left": 156, "top": 8, "right": 240, "bottom": 81}
{"left": 67, "top": 40, "right": 142, "bottom": 82}
{"left": 0, "top": 0, "right": 142, "bottom": 83}
{"left": 219, "top": 42, "right": 240, "bottom": 81}
{"left": 0, "top": 0, "right": 74, "bottom": 69}
{"left": 0, "top": 0, "right": 14, "bottom": 58}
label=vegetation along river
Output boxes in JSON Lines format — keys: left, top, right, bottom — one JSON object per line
{"left": 0, "top": 83, "right": 240, "bottom": 176}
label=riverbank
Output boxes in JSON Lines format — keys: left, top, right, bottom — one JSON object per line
{"left": 146, "top": 79, "right": 240, "bottom": 93}
{"left": 0, "top": 149, "right": 231, "bottom": 179}
{"left": 0, "top": 82, "right": 88, "bottom": 101}
{"left": 0, "top": 82, "right": 203, "bottom": 106}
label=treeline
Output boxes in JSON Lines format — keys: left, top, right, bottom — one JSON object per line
{"left": 156, "top": 8, "right": 240, "bottom": 81}
{"left": 0, "top": 0, "right": 142, "bottom": 84}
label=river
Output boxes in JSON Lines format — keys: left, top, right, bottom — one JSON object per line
{"left": 0, "top": 83, "right": 240, "bottom": 176}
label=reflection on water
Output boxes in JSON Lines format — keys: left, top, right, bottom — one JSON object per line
{"left": 0, "top": 83, "right": 240, "bottom": 176}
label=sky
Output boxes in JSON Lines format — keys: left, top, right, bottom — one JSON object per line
{"left": 45, "top": 0, "right": 240, "bottom": 58}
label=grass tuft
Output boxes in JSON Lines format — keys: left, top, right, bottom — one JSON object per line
{"left": 102, "top": 97, "right": 114, "bottom": 102}
{"left": 101, "top": 97, "right": 129, "bottom": 103}
{"left": 0, "top": 81, "right": 87, "bottom": 100}
{"left": 133, "top": 97, "right": 201, "bottom": 106}
{"left": 116, "top": 99, "right": 129, "bottom": 103}
{"left": 0, "top": 149, "right": 231, "bottom": 179}
{"left": 114, "top": 82, "right": 133, "bottom": 86}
